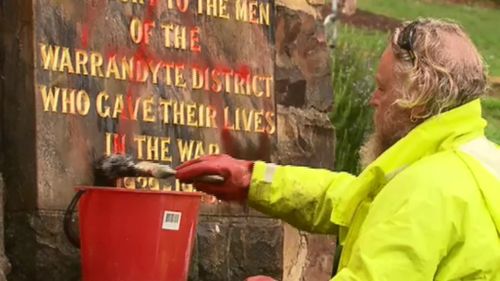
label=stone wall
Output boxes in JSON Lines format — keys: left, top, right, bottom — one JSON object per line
{"left": 274, "top": 2, "right": 336, "bottom": 280}
{"left": 0, "top": 1, "right": 336, "bottom": 280}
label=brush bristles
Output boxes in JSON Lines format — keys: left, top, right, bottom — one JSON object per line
{"left": 96, "top": 154, "right": 136, "bottom": 179}
{"left": 135, "top": 162, "right": 176, "bottom": 178}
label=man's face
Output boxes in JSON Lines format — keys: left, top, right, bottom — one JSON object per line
{"left": 361, "top": 46, "right": 414, "bottom": 166}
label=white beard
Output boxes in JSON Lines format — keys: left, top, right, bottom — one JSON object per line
{"left": 359, "top": 132, "right": 385, "bottom": 169}
{"left": 359, "top": 120, "right": 417, "bottom": 169}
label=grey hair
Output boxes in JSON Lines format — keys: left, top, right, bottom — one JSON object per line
{"left": 391, "top": 18, "right": 488, "bottom": 120}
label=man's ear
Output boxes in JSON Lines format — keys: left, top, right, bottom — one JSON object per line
{"left": 410, "top": 105, "right": 428, "bottom": 123}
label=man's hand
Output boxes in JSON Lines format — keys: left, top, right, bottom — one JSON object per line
{"left": 175, "top": 154, "right": 254, "bottom": 201}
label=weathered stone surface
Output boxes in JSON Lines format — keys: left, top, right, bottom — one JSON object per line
{"left": 283, "top": 224, "right": 336, "bottom": 281}
{"left": 274, "top": 105, "right": 335, "bottom": 168}
{"left": 274, "top": 3, "right": 336, "bottom": 280}
{"left": 189, "top": 216, "right": 283, "bottom": 281}
{"left": 275, "top": 6, "right": 333, "bottom": 112}
{"left": 6, "top": 211, "right": 80, "bottom": 281}
{"left": 0, "top": 175, "right": 11, "bottom": 281}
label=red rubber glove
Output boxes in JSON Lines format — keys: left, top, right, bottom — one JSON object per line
{"left": 245, "top": 276, "right": 277, "bottom": 281}
{"left": 175, "top": 154, "right": 254, "bottom": 201}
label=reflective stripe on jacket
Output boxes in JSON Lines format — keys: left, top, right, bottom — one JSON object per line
{"left": 248, "top": 99, "right": 500, "bottom": 281}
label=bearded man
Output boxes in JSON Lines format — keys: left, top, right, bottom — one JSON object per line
{"left": 176, "top": 19, "right": 500, "bottom": 281}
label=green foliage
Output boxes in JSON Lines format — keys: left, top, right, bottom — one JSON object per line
{"left": 330, "top": 25, "right": 386, "bottom": 174}
{"left": 482, "top": 97, "right": 500, "bottom": 144}
{"left": 358, "top": 0, "right": 500, "bottom": 76}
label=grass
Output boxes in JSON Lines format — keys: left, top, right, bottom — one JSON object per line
{"left": 330, "top": 25, "right": 386, "bottom": 174}
{"left": 482, "top": 97, "right": 500, "bottom": 144}
{"left": 357, "top": 0, "right": 500, "bottom": 76}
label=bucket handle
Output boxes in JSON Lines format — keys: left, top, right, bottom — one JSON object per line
{"left": 63, "top": 189, "right": 86, "bottom": 249}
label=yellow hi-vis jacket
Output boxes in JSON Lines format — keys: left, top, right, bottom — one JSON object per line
{"left": 248, "top": 99, "right": 500, "bottom": 281}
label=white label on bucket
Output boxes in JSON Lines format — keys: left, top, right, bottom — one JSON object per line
{"left": 162, "top": 211, "right": 182, "bottom": 231}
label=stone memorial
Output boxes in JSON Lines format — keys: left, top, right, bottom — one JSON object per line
{"left": 1, "top": 0, "right": 335, "bottom": 280}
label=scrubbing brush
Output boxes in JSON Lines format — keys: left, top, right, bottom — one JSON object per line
{"left": 93, "top": 154, "right": 224, "bottom": 186}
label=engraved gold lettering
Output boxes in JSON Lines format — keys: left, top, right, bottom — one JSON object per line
{"left": 142, "top": 97, "right": 155, "bottom": 122}
{"left": 164, "top": 63, "right": 174, "bottom": 85}
{"left": 175, "top": 65, "right": 187, "bottom": 88}
{"left": 259, "top": 3, "right": 270, "bottom": 26}
{"left": 148, "top": 177, "right": 160, "bottom": 190}
{"left": 61, "top": 88, "right": 76, "bottom": 114}
{"left": 161, "top": 24, "right": 173, "bottom": 48}
{"left": 211, "top": 69, "right": 223, "bottom": 93}
{"left": 175, "top": 25, "right": 187, "bottom": 49}
{"left": 254, "top": 110, "right": 265, "bottom": 132}
{"left": 130, "top": 17, "right": 143, "bottom": 44}
{"left": 186, "top": 103, "right": 197, "bottom": 126}
{"left": 75, "top": 49, "right": 89, "bottom": 75}
{"left": 264, "top": 76, "right": 273, "bottom": 98}
{"left": 235, "top": 0, "right": 248, "bottom": 22}
{"left": 192, "top": 68, "right": 204, "bottom": 90}
{"left": 121, "top": 57, "right": 135, "bottom": 81}
{"left": 209, "top": 143, "right": 220, "bottom": 154}
{"left": 159, "top": 99, "right": 172, "bottom": 124}
{"left": 105, "top": 132, "right": 113, "bottom": 156}
{"left": 39, "top": 43, "right": 60, "bottom": 71}
{"left": 106, "top": 56, "right": 123, "bottom": 80}
{"left": 160, "top": 137, "right": 172, "bottom": 162}
{"left": 39, "top": 85, "right": 60, "bottom": 112}
{"left": 234, "top": 73, "right": 247, "bottom": 95}
{"left": 177, "top": 138, "right": 195, "bottom": 162}
{"left": 235, "top": 107, "right": 241, "bottom": 130}
{"left": 59, "top": 48, "right": 75, "bottom": 73}
{"left": 149, "top": 60, "right": 163, "bottom": 84}
{"left": 135, "top": 59, "right": 149, "bottom": 82}
{"left": 223, "top": 71, "right": 233, "bottom": 93}
{"left": 219, "top": 0, "right": 229, "bottom": 19}
{"left": 76, "top": 90, "right": 90, "bottom": 115}
{"left": 223, "top": 107, "right": 234, "bottom": 130}
{"left": 241, "top": 109, "right": 253, "bottom": 132}
{"left": 252, "top": 76, "right": 263, "bottom": 97}
{"left": 249, "top": 1, "right": 259, "bottom": 24}
{"left": 90, "top": 52, "right": 105, "bottom": 77}
{"left": 137, "top": 177, "right": 148, "bottom": 189}
{"left": 125, "top": 95, "right": 141, "bottom": 121}
{"left": 134, "top": 135, "right": 147, "bottom": 160}
{"left": 112, "top": 94, "right": 124, "bottom": 119}
{"left": 146, "top": 136, "right": 159, "bottom": 161}
{"left": 123, "top": 177, "right": 136, "bottom": 189}
{"left": 96, "top": 91, "right": 111, "bottom": 118}
{"left": 173, "top": 101, "right": 185, "bottom": 124}
{"left": 206, "top": 0, "right": 217, "bottom": 16}
{"left": 266, "top": 111, "right": 276, "bottom": 134}
{"left": 190, "top": 27, "right": 201, "bottom": 53}
{"left": 206, "top": 106, "right": 217, "bottom": 128}
{"left": 198, "top": 104, "right": 205, "bottom": 127}
{"left": 193, "top": 140, "right": 205, "bottom": 158}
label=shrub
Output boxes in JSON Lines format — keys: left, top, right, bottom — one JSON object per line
{"left": 330, "top": 25, "right": 386, "bottom": 174}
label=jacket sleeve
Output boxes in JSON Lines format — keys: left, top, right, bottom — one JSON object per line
{"left": 247, "top": 161, "right": 356, "bottom": 234}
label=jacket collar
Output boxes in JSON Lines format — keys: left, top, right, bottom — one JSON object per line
{"left": 331, "top": 99, "right": 487, "bottom": 226}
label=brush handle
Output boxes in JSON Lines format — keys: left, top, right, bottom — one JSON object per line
{"left": 193, "top": 174, "right": 225, "bottom": 184}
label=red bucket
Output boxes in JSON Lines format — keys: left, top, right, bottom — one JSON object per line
{"left": 77, "top": 187, "right": 202, "bottom": 281}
